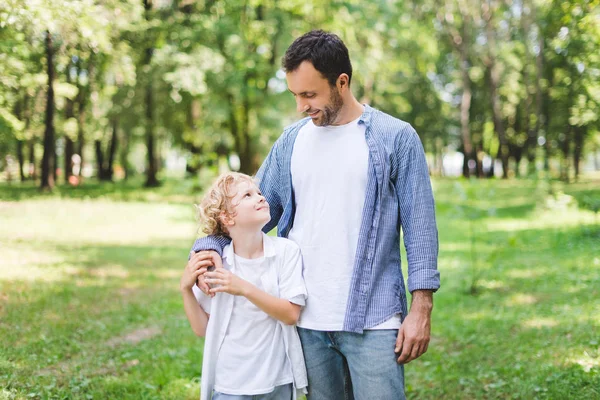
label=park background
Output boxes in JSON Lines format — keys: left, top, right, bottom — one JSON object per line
{"left": 0, "top": 0, "right": 599, "bottom": 399}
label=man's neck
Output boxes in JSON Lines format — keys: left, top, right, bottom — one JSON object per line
{"left": 332, "top": 96, "right": 364, "bottom": 126}
{"left": 229, "top": 229, "right": 264, "bottom": 259}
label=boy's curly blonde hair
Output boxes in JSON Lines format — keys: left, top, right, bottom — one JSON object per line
{"left": 196, "top": 172, "right": 255, "bottom": 237}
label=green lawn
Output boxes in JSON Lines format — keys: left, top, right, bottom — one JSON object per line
{"left": 1, "top": 177, "right": 598, "bottom": 399}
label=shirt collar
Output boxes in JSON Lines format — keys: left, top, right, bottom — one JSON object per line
{"left": 358, "top": 104, "right": 374, "bottom": 128}
{"left": 222, "top": 232, "right": 276, "bottom": 261}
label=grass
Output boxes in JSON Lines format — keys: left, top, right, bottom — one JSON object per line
{"left": 1, "top": 176, "right": 599, "bottom": 399}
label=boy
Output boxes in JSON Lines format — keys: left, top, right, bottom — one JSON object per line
{"left": 180, "top": 172, "right": 308, "bottom": 400}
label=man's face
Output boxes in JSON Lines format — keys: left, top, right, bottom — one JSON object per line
{"left": 286, "top": 61, "right": 344, "bottom": 126}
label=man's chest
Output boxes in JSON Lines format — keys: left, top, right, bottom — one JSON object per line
{"left": 290, "top": 129, "right": 370, "bottom": 190}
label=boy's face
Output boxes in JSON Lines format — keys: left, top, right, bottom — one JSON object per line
{"left": 227, "top": 180, "right": 271, "bottom": 229}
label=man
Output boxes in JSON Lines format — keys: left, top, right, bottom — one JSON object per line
{"left": 191, "top": 30, "right": 439, "bottom": 400}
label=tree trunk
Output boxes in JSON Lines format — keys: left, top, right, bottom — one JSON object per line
{"left": 185, "top": 99, "right": 202, "bottom": 174}
{"left": 76, "top": 55, "right": 90, "bottom": 177}
{"left": 16, "top": 140, "right": 25, "bottom": 182}
{"left": 95, "top": 139, "right": 105, "bottom": 181}
{"left": 459, "top": 23, "right": 474, "bottom": 179}
{"left": 14, "top": 96, "right": 26, "bottom": 182}
{"left": 143, "top": 0, "right": 159, "bottom": 187}
{"left": 65, "top": 138, "right": 74, "bottom": 182}
{"left": 120, "top": 127, "right": 130, "bottom": 180}
{"left": 522, "top": 6, "right": 537, "bottom": 176}
{"left": 573, "top": 125, "right": 585, "bottom": 180}
{"left": 559, "top": 127, "right": 570, "bottom": 182}
{"left": 542, "top": 62, "right": 553, "bottom": 173}
{"left": 238, "top": 89, "right": 255, "bottom": 174}
{"left": 64, "top": 62, "right": 75, "bottom": 181}
{"left": 41, "top": 30, "right": 55, "bottom": 190}
{"left": 105, "top": 118, "right": 118, "bottom": 181}
{"left": 76, "top": 103, "right": 86, "bottom": 176}
{"left": 144, "top": 75, "right": 159, "bottom": 186}
{"left": 483, "top": 4, "right": 509, "bottom": 179}
{"left": 28, "top": 140, "right": 36, "bottom": 180}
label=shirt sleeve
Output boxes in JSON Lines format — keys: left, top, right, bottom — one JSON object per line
{"left": 192, "top": 284, "right": 212, "bottom": 314}
{"left": 256, "top": 140, "right": 284, "bottom": 234}
{"left": 394, "top": 126, "right": 440, "bottom": 293}
{"left": 189, "top": 235, "right": 231, "bottom": 258}
{"left": 277, "top": 241, "right": 307, "bottom": 306}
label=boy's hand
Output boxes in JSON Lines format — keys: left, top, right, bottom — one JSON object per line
{"left": 180, "top": 252, "right": 217, "bottom": 293}
{"left": 191, "top": 250, "right": 223, "bottom": 297}
{"left": 205, "top": 268, "right": 249, "bottom": 296}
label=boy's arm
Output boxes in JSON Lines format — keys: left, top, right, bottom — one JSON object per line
{"left": 242, "top": 284, "right": 301, "bottom": 326}
{"left": 181, "top": 287, "right": 210, "bottom": 337}
{"left": 204, "top": 268, "right": 300, "bottom": 325}
{"left": 180, "top": 255, "right": 212, "bottom": 337}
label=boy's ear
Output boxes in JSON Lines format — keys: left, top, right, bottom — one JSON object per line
{"left": 220, "top": 212, "right": 235, "bottom": 227}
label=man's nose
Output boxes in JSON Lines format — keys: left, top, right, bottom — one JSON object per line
{"left": 296, "top": 98, "right": 308, "bottom": 113}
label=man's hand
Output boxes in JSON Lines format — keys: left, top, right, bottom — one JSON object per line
{"left": 395, "top": 290, "right": 433, "bottom": 364}
{"left": 190, "top": 250, "right": 223, "bottom": 297}
{"left": 204, "top": 268, "right": 250, "bottom": 296}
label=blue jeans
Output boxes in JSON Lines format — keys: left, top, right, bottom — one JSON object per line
{"left": 212, "top": 383, "right": 293, "bottom": 400}
{"left": 297, "top": 328, "right": 405, "bottom": 400}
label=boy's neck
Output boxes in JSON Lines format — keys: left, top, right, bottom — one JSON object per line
{"left": 229, "top": 229, "right": 264, "bottom": 259}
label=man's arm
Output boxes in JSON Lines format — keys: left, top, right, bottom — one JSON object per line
{"left": 255, "top": 139, "right": 285, "bottom": 234}
{"left": 393, "top": 126, "right": 439, "bottom": 364}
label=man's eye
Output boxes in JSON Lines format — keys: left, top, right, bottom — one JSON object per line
{"left": 245, "top": 193, "right": 251, "bottom": 197}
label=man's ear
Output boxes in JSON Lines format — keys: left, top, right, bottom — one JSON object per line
{"left": 337, "top": 73, "right": 350, "bottom": 91}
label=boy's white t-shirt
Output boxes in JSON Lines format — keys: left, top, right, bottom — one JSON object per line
{"left": 193, "top": 235, "right": 308, "bottom": 397}
{"left": 290, "top": 117, "right": 401, "bottom": 330}
{"left": 214, "top": 255, "right": 292, "bottom": 394}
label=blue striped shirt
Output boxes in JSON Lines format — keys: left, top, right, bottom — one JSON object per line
{"left": 190, "top": 104, "right": 439, "bottom": 333}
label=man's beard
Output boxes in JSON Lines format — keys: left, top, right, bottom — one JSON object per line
{"left": 312, "top": 87, "right": 344, "bottom": 127}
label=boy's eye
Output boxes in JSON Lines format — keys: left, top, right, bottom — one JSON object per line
{"left": 245, "top": 193, "right": 251, "bottom": 197}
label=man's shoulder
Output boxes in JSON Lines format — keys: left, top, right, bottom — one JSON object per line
{"left": 369, "top": 108, "right": 417, "bottom": 141}
{"left": 367, "top": 107, "right": 421, "bottom": 155}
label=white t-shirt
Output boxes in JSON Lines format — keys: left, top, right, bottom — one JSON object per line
{"left": 193, "top": 234, "right": 308, "bottom": 398}
{"left": 214, "top": 255, "right": 292, "bottom": 394}
{"left": 290, "top": 116, "right": 401, "bottom": 330}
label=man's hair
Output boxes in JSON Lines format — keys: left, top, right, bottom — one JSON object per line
{"left": 282, "top": 29, "right": 352, "bottom": 87}
{"left": 196, "top": 172, "right": 254, "bottom": 237}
